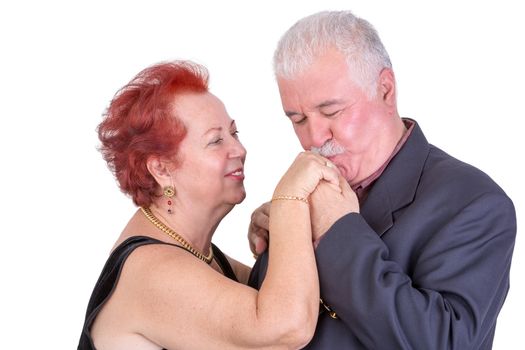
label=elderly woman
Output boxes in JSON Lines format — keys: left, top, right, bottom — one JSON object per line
{"left": 78, "top": 61, "right": 341, "bottom": 349}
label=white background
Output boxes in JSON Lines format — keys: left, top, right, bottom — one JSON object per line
{"left": 1, "top": 1, "right": 523, "bottom": 348}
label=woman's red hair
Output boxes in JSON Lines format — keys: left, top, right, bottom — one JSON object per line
{"left": 98, "top": 61, "right": 209, "bottom": 207}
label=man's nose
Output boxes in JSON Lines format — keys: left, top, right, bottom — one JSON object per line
{"left": 308, "top": 116, "right": 333, "bottom": 149}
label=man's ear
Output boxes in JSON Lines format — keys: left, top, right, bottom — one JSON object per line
{"left": 378, "top": 68, "right": 396, "bottom": 107}
{"left": 146, "top": 156, "right": 172, "bottom": 187}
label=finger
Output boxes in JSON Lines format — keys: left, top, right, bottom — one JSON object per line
{"left": 250, "top": 202, "right": 270, "bottom": 230}
{"left": 252, "top": 211, "right": 270, "bottom": 231}
{"left": 338, "top": 174, "right": 354, "bottom": 197}
{"left": 311, "top": 180, "right": 341, "bottom": 195}
{"left": 248, "top": 228, "right": 258, "bottom": 254}
{"left": 255, "top": 236, "right": 268, "bottom": 255}
{"left": 260, "top": 201, "right": 271, "bottom": 215}
{"left": 305, "top": 152, "right": 338, "bottom": 170}
{"left": 324, "top": 180, "right": 343, "bottom": 194}
{"left": 249, "top": 221, "right": 269, "bottom": 242}
{"left": 308, "top": 154, "right": 341, "bottom": 187}
{"left": 319, "top": 165, "right": 340, "bottom": 188}
{"left": 324, "top": 158, "right": 336, "bottom": 170}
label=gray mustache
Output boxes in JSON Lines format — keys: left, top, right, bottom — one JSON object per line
{"left": 311, "top": 140, "right": 346, "bottom": 157}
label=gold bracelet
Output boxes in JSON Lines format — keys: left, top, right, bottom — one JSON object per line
{"left": 271, "top": 195, "right": 309, "bottom": 204}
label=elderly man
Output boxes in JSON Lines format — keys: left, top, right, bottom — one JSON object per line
{"left": 248, "top": 11, "right": 516, "bottom": 349}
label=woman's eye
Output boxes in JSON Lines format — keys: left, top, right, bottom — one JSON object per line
{"left": 231, "top": 130, "right": 239, "bottom": 138}
{"left": 209, "top": 138, "right": 223, "bottom": 145}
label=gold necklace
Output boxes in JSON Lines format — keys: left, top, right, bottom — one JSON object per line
{"left": 140, "top": 207, "right": 214, "bottom": 264}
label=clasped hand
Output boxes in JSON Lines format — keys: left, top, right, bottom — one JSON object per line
{"left": 249, "top": 152, "right": 359, "bottom": 255}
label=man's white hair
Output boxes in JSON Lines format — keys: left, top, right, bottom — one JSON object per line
{"left": 273, "top": 11, "right": 392, "bottom": 98}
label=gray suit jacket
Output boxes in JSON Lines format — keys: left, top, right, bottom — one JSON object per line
{"left": 248, "top": 120, "right": 516, "bottom": 349}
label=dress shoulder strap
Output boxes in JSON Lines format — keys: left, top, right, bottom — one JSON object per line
{"left": 78, "top": 236, "right": 239, "bottom": 349}
{"left": 211, "top": 243, "right": 239, "bottom": 282}
{"left": 78, "top": 236, "right": 185, "bottom": 349}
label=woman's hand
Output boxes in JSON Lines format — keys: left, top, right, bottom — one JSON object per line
{"left": 273, "top": 151, "right": 340, "bottom": 199}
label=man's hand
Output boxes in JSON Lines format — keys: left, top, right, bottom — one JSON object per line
{"left": 248, "top": 202, "right": 271, "bottom": 256}
{"left": 310, "top": 174, "right": 359, "bottom": 243}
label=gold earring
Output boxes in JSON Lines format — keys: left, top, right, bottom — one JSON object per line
{"left": 163, "top": 185, "right": 175, "bottom": 214}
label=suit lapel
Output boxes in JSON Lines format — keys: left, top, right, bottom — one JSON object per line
{"left": 360, "top": 120, "right": 430, "bottom": 236}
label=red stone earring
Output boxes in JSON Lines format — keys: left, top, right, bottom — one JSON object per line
{"left": 163, "top": 185, "right": 175, "bottom": 214}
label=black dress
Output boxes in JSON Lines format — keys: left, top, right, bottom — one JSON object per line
{"left": 77, "top": 236, "right": 239, "bottom": 350}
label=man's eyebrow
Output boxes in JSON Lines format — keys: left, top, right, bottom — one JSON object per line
{"left": 316, "top": 99, "right": 343, "bottom": 109}
{"left": 284, "top": 111, "right": 302, "bottom": 118}
{"left": 284, "top": 99, "right": 344, "bottom": 118}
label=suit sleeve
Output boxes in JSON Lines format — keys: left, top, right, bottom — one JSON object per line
{"left": 315, "top": 192, "right": 516, "bottom": 349}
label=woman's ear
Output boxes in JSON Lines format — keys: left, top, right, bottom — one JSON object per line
{"left": 146, "top": 156, "right": 172, "bottom": 187}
